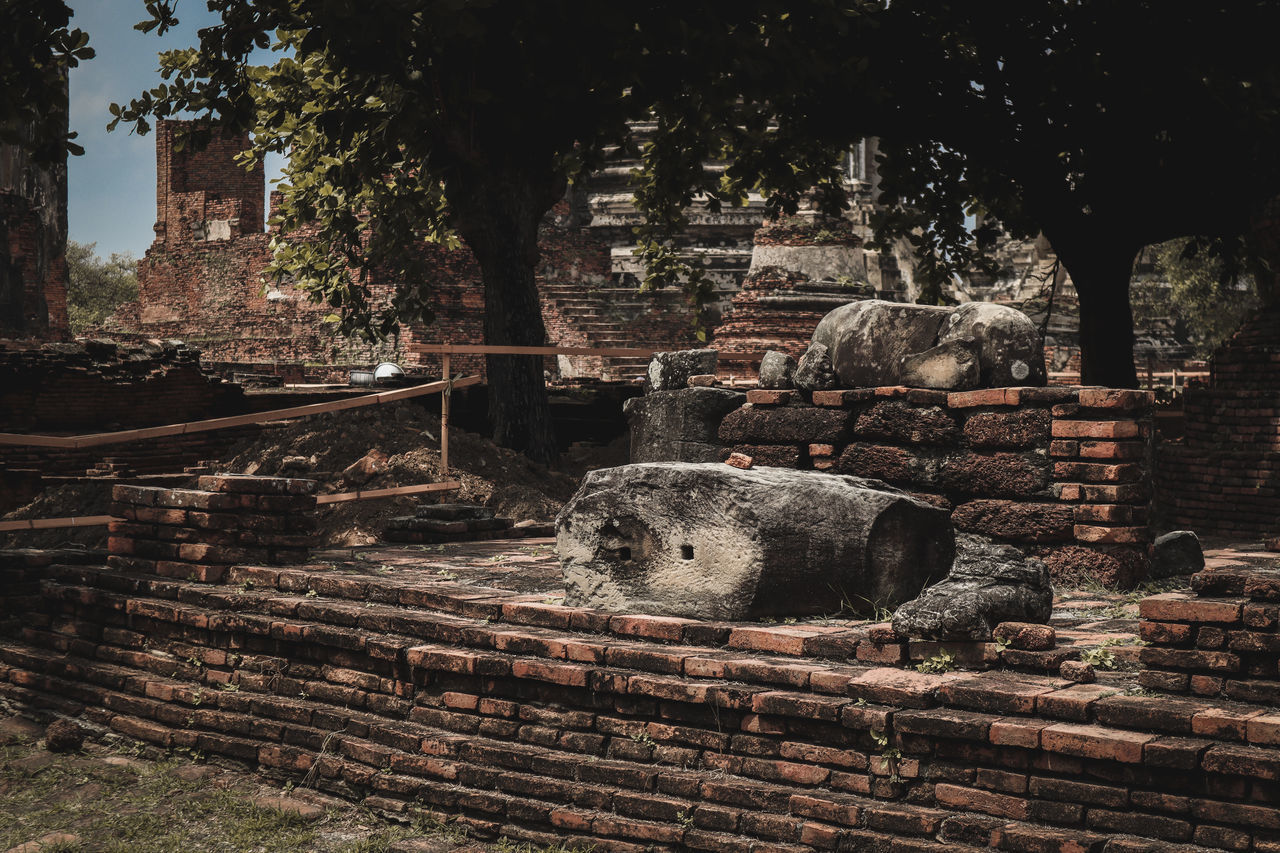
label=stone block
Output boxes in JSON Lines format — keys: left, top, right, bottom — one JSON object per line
{"left": 718, "top": 405, "right": 853, "bottom": 444}
{"left": 646, "top": 349, "right": 718, "bottom": 391}
{"left": 951, "top": 499, "right": 1074, "bottom": 543}
{"left": 624, "top": 387, "right": 745, "bottom": 464}
{"left": 963, "top": 409, "right": 1051, "bottom": 450}
{"left": 852, "top": 400, "right": 960, "bottom": 445}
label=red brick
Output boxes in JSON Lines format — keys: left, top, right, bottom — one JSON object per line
{"left": 1040, "top": 722, "right": 1154, "bottom": 763}
{"left": 1027, "top": 775, "right": 1127, "bottom": 807}
{"left": 1248, "top": 713, "right": 1280, "bottom": 746}
{"left": 948, "top": 389, "right": 1015, "bottom": 408}
{"left": 1139, "top": 647, "right": 1241, "bottom": 673}
{"left": 1139, "top": 593, "right": 1242, "bottom": 624}
{"left": 989, "top": 718, "right": 1050, "bottom": 749}
{"left": 747, "top": 389, "right": 794, "bottom": 406}
{"left": 1051, "top": 420, "right": 1141, "bottom": 439}
{"left": 1084, "top": 808, "right": 1191, "bottom": 842}
{"left": 1203, "top": 743, "right": 1280, "bottom": 780}
{"left": 934, "top": 783, "right": 1028, "bottom": 819}
{"left": 1076, "top": 389, "right": 1153, "bottom": 410}
{"left": 1035, "top": 684, "right": 1121, "bottom": 721}
{"left": 1077, "top": 440, "right": 1147, "bottom": 460}
{"left": 1139, "top": 620, "right": 1192, "bottom": 645}
{"left": 847, "top": 667, "right": 954, "bottom": 709}
{"left": 1072, "top": 524, "right": 1147, "bottom": 544}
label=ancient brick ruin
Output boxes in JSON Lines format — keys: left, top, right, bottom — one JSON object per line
{"left": 102, "top": 121, "right": 705, "bottom": 382}
{"left": 721, "top": 386, "right": 1154, "bottom": 588}
{"left": 1158, "top": 308, "right": 1280, "bottom": 538}
{"left": 4, "top": 474, "right": 1280, "bottom": 850}
{"left": 0, "top": 133, "right": 69, "bottom": 341}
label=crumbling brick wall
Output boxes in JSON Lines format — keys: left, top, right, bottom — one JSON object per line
{"left": 721, "top": 386, "right": 1155, "bottom": 587}
{"left": 6, "top": 538, "right": 1280, "bottom": 849}
{"left": 0, "top": 136, "right": 70, "bottom": 340}
{"left": 105, "top": 122, "right": 697, "bottom": 381}
{"left": 1158, "top": 307, "right": 1280, "bottom": 538}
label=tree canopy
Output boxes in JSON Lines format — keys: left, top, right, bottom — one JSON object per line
{"left": 112, "top": 0, "right": 1280, "bottom": 418}
{"left": 66, "top": 241, "right": 139, "bottom": 334}
{"left": 643, "top": 1, "right": 1280, "bottom": 387}
{"left": 114, "top": 0, "right": 815, "bottom": 463}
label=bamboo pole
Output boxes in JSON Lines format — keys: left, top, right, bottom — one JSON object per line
{"left": 410, "top": 342, "right": 767, "bottom": 362}
{"left": 441, "top": 352, "right": 451, "bottom": 479}
{"left": 315, "top": 480, "right": 461, "bottom": 505}
{"left": 0, "top": 375, "right": 481, "bottom": 449}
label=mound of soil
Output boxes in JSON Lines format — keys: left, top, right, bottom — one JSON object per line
{"left": 5, "top": 400, "right": 620, "bottom": 549}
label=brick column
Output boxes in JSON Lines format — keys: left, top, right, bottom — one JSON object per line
{"left": 108, "top": 474, "right": 317, "bottom": 583}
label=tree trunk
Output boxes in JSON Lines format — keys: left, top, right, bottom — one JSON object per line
{"left": 450, "top": 170, "right": 559, "bottom": 466}
{"left": 1046, "top": 232, "right": 1141, "bottom": 389}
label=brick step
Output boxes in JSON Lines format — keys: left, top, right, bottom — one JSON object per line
{"left": 12, "top": 565, "right": 1280, "bottom": 850}
{"left": 34, "top": 566, "right": 1280, "bottom": 752}
{"left": 0, "top": 638, "right": 1246, "bottom": 853}
{"left": 0, "top": 635, "right": 966, "bottom": 851}
{"left": 38, "top": 562, "right": 1113, "bottom": 697}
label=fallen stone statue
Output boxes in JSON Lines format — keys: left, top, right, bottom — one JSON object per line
{"left": 812, "top": 299, "right": 1047, "bottom": 390}
{"left": 891, "top": 533, "right": 1054, "bottom": 641}
{"left": 557, "top": 462, "right": 954, "bottom": 619}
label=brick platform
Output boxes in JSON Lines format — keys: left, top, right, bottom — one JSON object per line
{"left": 1140, "top": 556, "right": 1280, "bottom": 706}
{"left": 6, "top": 535, "right": 1280, "bottom": 851}
{"left": 720, "top": 385, "right": 1155, "bottom": 586}
{"left": 106, "top": 475, "right": 317, "bottom": 583}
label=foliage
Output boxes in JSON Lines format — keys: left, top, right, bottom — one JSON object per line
{"left": 111, "top": 0, "right": 804, "bottom": 462}
{"left": 1130, "top": 238, "right": 1260, "bottom": 359}
{"left": 1078, "top": 646, "right": 1118, "bottom": 671}
{"left": 65, "top": 240, "right": 138, "bottom": 333}
{"left": 640, "top": 1, "right": 1280, "bottom": 386}
{"left": 0, "top": 0, "right": 94, "bottom": 163}
{"left": 914, "top": 649, "right": 956, "bottom": 674}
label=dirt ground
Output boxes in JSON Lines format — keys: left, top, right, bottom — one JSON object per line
{"left": 2, "top": 402, "right": 627, "bottom": 551}
{"left": 0, "top": 711, "right": 581, "bottom": 853}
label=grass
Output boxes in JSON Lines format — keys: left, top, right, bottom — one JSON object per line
{"left": 0, "top": 748, "right": 316, "bottom": 852}
{"left": 0, "top": 737, "right": 463, "bottom": 853}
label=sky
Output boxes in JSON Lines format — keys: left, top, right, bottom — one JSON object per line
{"left": 66, "top": 2, "right": 284, "bottom": 261}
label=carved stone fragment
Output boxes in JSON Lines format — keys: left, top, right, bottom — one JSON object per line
{"left": 899, "top": 337, "right": 981, "bottom": 391}
{"left": 812, "top": 299, "right": 1046, "bottom": 389}
{"left": 557, "top": 463, "right": 954, "bottom": 619}
{"left": 892, "top": 534, "right": 1053, "bottom": 641}
{"left": 623, "top": 387, "right": 745, "bottom": 463}
{"left": 794, "top": 342, "right": 838, "bottom": 392}
{"left": 646, "top": 349, "right": 719, "bottom": 392}
{"left": 758, "top": 350, "right": 798, "bottom": 389}
{"left": 1150, "top": 530, "right": 1205, "bottom": 579}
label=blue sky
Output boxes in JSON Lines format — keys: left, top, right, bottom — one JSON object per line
{"left": 67, "top": 2, "right": 284, "bottom": 260}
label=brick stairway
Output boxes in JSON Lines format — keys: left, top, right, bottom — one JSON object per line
{"left": 541, "top": 280, "right": 692, "bottom": 382}
{"left": 4, "top": 543, "right": 1280, "bottom": 851}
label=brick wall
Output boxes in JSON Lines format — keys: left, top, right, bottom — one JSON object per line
{"left": 0, "top": 339, "right": 243, "bottom": 434}
{"left": 1158, "top": 308, "right": 1280, "bottom": 538}
{"left": 1139, "top": 563, "right": 1280, "bottom": 705}
{"left": 104, "top": 122, "right": 698, "bottom": 382}
{"left": 720, "top": 386, "right": 1155, "bottom": 587}
{"left": 107, "top": 475, "right": 317, "bottom": 584}
{"left": 0, "top": 134, "right": 70, "bottom": 340}
{"left": 6, "top": 541, "right": 1280, "bottom": 850}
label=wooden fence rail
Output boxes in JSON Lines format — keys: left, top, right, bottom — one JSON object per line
{"left": 410, "top": 343, "right": 769, "bottom": 361}
{"left": 0, "top": 375, "right": 481, "bottom": 450}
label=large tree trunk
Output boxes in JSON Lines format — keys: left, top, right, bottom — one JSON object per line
{"left": 449, "top": 169, "right": 560, "bottom": 466}
{"left": 1046, "top": 232, "right": 1141, "bottom": 389}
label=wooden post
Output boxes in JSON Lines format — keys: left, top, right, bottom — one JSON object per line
{"left": 1147, "top": 353, "right": 1154, "bottom": 390}
{"left": 441, "top": 351, "right": 451, "bottom": 479}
